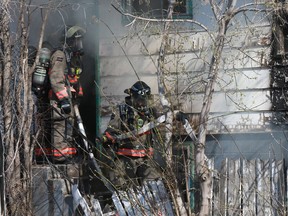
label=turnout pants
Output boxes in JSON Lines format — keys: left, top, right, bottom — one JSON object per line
{"left": 109, "top": 155, "right": 160, "bottom": 190}
{"left": 50, "top": 100, "right": 77, "bottom": 161}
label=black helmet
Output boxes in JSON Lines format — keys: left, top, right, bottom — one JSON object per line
{"left": 125, "top": 81, "right": 151, "bottom": 114}
{"left": 127, "top": 81, "right": 151, "bottom": 96}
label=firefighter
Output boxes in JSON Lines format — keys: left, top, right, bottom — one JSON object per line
{"left": 99, "top": 81, "right": 162, "bottom": 190}
{"left": 48, "top": 25, "right": 85, "bottom": 163}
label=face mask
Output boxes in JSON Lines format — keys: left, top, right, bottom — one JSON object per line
{"left": 133, "top": 95, "right": 148, "bottom": 114}
{"left": 72, "top": 35, "right": 84, "bottom": 55}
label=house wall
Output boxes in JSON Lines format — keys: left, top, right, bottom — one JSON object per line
{"left": 97, "top": 1, "right": 288, "bottom": 162}
{"left": 98, "top": 1, "right": 272, "bottom": 133}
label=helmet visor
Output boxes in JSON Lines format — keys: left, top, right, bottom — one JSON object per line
{"left": 71, "top": 35, "right": 84, "bottom": 55}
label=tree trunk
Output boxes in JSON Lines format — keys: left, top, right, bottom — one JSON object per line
{"left": 157, "top": 1, "right": 188, "bottom": 215}
{"left": 197, "top": 17, "right": 229, "bottom": 216}
{"left": 0, "top": 1, "right": 39, "bottom": 214}
{"left": 1, "top": 2, "right": 20, "bottom": 214}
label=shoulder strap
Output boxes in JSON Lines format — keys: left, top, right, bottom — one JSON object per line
{"left": 118, "top": 102, "right": 135, "bottom": 131}
{"left": 119, "top": 103, "right": 127, "bottom": 122}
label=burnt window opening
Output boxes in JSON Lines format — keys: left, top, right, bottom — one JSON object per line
{"left": 122, "top": 0, "right": 193, "bottom": 24}
{"left": 132, "top": 0, "right": 188, "bottom": 16}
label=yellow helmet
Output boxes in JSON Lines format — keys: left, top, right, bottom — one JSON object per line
{"left": 65, "top": 25, "right": 86, "bottom": 55}
{"left": 66, "top": 26, "right": 86, "bottom": 38}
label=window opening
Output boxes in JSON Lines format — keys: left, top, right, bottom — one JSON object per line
{"left": 122, "top": 0, "right": 193, "bottom": 24}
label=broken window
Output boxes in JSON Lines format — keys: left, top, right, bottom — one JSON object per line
{"left": 122, "top": 0, "right": 193, "bottom": 23}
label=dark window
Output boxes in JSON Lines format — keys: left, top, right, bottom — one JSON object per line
{"left": 122, "top": 0, "right": 193, "bottom": 22}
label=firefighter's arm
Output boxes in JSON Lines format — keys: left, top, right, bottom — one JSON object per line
{"left": 100, "top": 131, "right": 117, "bottom": 144}
{"left": 49, "top": 50, "right": 68, "bottom": 101}
{"left": 96, "top": 113, "right": 120, "bottom": 145}
{"left": 49, "top": 50, "right": 71, "bottom": 114}
{"left": 74, "top": 82, "right": 83, "bottom": 105}
{"left": 77, "top": 82, "right": 83, "bottom": 97}
{"left": 100, "top": 119, "right": 120, "bottom": 144}
{"left": 95, "top": 130, "right": 118, "bottom": 147}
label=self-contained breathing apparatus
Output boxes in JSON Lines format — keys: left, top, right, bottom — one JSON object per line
{"left": 32, "top": 47, "right": 51, "bottom": 96}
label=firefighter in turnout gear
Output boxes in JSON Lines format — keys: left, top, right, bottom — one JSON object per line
{"left": 99, "top": 81, "right": 161, "bottom": 189}
{"left": 48, "top": 25, "right": 85, "bottom": 163}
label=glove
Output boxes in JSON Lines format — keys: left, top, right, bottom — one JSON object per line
{"left": 96, "top": 132, "right": 117, "bottom": 144}
{"left": 176, "top": 111, "right": 188, "bottom": 124}
{"left": 59, "top": 98, "right": 71, "bottom": 114}
{"left": 105, "top": 132, "right": 117, "bottom": 143}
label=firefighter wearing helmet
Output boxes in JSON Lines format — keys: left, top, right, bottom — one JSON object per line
{"left": 48, "top": 25, "right": 85, "bottom": 163}
{"left": 99, "top": 81, "right": 162, "bottom": 189}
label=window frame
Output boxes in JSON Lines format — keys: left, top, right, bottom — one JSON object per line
{"left": 121, "top": 0, "right": 193, "bottom": 25}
